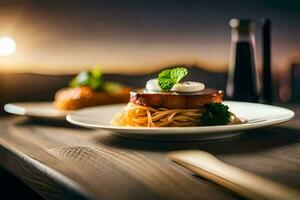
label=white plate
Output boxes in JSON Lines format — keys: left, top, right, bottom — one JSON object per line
{"left": 66, "top": 101, "right": 295, "bottom": 141}
{"left": 4, "top": 102, "right": 69, "bottom": 120}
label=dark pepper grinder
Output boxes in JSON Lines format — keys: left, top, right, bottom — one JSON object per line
{"left": 226, "top": 19, "right": 260, "bottom": 102}
{"left": 261, "top": 18, "right": 272, "bottom": 104}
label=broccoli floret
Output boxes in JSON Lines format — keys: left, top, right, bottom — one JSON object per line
{"left": 201, "top": 103, "right": 231, "bottom": 126}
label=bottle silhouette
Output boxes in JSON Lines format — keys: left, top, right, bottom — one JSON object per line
{"left": 226, "top": 19, "right": 260, "bottom": 102}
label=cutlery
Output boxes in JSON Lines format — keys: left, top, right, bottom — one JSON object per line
{"left": 168, "top": 150, "right": 300, "bottom": 200}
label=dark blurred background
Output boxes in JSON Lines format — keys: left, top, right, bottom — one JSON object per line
{"left": 0, "top": 0, "right": 300, "bottom": 111}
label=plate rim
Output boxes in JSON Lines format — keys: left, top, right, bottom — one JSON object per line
{"left": 66, "top": 101, "right": 295, "bottom": 135}
{"left": 4, "top": 101, "right": 69, "bottom": 119}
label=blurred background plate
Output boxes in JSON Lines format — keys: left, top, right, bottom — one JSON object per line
{"left": 66, "top": 101, "right": 295, "bottom": 141}
{"left": 4, "top": 102, "right": 69, "bottom": 120}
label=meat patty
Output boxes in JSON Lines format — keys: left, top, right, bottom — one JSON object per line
{"left": 130, "top": 88, "right": 224, "bottom": 109}
{"left": 54, "top": 86, "right": 130, "bottom": 110}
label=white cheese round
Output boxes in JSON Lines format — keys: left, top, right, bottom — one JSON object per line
{"left": 146, "top": 79, "right": 162, "bottom": 91}
{"left": 171, "top": 81, "right": 205, "bottom": 92}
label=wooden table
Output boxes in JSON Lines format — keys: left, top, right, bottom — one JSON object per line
{"left": 0, "top": 106, "right": 300, "bottom": 200}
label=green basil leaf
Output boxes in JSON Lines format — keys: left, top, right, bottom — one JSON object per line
{"left": 69, "top": 68, "right": 103, "bottom": 90}
{"left": 89, "top": 76, "right": 102, "bottom": 90}
{"left": 90, "top": 68, "right": 102, "bottom": 79}
{"left": 170, "top": 67, "right": 188, "bottom": 83}
{"left": 158, "top": 67, "right": 188, "bottom": 91}
{"left": 102, "top": 81, "right": 123, "bottom": 93}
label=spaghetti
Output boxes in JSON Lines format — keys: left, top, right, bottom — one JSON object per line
{"left": 111, "top": 103, "right": 240, "bottom": 127}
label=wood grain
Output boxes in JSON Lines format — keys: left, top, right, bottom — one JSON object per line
{"left": 1, "top": 112, "right": 300, "bottom": 200}
{"left": 169, "top": 150, "right": 300, "bottom": 200}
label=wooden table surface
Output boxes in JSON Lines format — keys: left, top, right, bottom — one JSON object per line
{"left": 0, "top": 105, "right": 300, "bottom": 200}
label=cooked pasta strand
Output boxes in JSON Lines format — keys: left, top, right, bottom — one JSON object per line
{"left": 111, "top": 103, "right": 240, "bottom": 127}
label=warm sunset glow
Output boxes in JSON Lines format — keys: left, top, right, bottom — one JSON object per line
{"left": 0, "top": 1, "right": 299, "bottom": 74}
{"left": 0, "top": 36, "right": 16, "bottom": 56}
